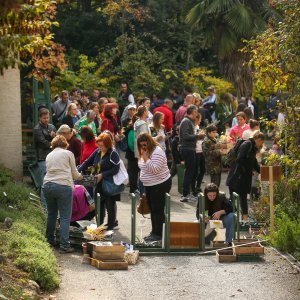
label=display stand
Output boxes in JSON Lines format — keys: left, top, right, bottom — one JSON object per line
{"left": 130, "top": 193, "right": 210, "bottom": 255}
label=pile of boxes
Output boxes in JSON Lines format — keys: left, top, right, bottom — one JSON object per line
{"left": 83, "top": 241, "right": 139, "bottom": 270}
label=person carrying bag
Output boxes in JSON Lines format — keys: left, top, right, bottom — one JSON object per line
{"left": 78, "top": 132, "right": 122, "bottom": 230}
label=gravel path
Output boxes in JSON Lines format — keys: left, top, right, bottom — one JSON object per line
{"left": 54, "top": 174, "right": 300, "bottom": 300}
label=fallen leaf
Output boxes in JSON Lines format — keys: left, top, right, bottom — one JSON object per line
{"left": 237, "top": 289, "right": 243, "bottom": 292}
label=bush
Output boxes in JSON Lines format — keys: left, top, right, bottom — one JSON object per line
{"left": 3, "top": 221, "right": 59, "bottom": 290}
{"left": 0, "top": 164, "right": 14, "bottom": 185}
{"left": 0, "top": 182, "right": 35, "bottom": 209}
{"left": 0, "top": 173, "right": 58, "bottom": 291}
{"left": 272, "top": 209, "right": 300, "bottom": 254}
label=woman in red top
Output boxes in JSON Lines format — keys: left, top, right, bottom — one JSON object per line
{"left": 101, "top": 103, "right": 122, "bottom": 138}
{"left": 79, "top": 126, "right": 97, "bottom": 164}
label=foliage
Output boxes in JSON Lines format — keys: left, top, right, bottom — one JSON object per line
{"left": 52, "top": 0, "right": 218, "bottom": 96}
{"left": 186, "top": 0, "right": 280, "bottom": 96}
{"left": 2, "top": 220, "right": 59, "bottom": 290}
{"left": 0, "top": 182, "right": 36, "bottom": 209}
{"left": 0, "top": 166, "right": 58, "bottom": 291}
{"left": 0, "top": 164, "right": 14, "bottom": 185}
{"left": 272, "top": 208, "right": 300, "bottom": 254}
{"left": 181, "top": 67, "right": 233, "bottom": 96}
{"left": 246, "top": 0, "right": 300, "bottom": 193}
{"left": 0, "top": 0, "right": 66, "bottom": 79}
{"left": 250, "top": 196, "right": 270, "bottom": 224}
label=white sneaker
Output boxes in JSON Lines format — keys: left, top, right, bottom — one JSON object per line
{"left": 187, "top": 194, "right": 198, "bottom": 202}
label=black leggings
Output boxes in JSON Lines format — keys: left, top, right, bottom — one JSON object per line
{"left": 192, "top": 152, "right": 206, "bottom": 191}
{"left": 145, "top": 177, "right": 172, "bottom": 237}
{"left": 230, "top": 188, "right": 248, "bottom": 215}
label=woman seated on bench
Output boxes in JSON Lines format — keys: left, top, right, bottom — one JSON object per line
{"left": 197, "top": 183, "right": 234, "bottom": 246}
{"left": 70, "top": 185, "right": 95, "bottom": 227}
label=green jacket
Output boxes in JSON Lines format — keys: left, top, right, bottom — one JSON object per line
{"left": 76, "top": 117, "right": 97, "bottom": 139}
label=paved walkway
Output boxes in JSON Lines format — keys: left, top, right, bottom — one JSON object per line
{"left": 54, "top": 173, "right": 300, "bottom": 300}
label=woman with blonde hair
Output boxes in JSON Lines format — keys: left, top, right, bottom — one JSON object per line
{"left": 61, "top": 103, "right": 80, "bottom": 128}
{"left": 137, "top": 133, "right": 171, "bottom": 242}
{"left": 43, "top": 135, "right": 83, "bottom": 253}
{"left": 149, "top": 111, "right": 166, "bottom": 151}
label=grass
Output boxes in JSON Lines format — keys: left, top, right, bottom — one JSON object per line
{"left": 0, "top": 165, "right": 59, "bottom": 294}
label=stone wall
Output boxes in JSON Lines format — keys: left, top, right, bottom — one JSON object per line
{"left": 0, "top": 67, "right": 23, "bottom": 175}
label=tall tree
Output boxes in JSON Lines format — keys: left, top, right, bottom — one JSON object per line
{"left": 186, "top": 0, "right": 280, "bottom": 97}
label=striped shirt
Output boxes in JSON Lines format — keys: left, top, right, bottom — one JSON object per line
{"left": 138, "top": 146, "right": 171, "bottom": 186}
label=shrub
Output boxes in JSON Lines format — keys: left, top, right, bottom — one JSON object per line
{"left": 3, "top": 221, "right": 59, "bottom": 290}
{"left": 272, "top": 209, "right": 300, "bottom": 254}
{"left": 0, "top": 164, "right": 14, "bottom": 185}
{"left": 0, "top": 182, "right": 36, "bottom": 209}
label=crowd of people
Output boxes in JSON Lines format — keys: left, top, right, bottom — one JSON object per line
{"left": 33, "top": 82, "right": 281, "bottom": 252}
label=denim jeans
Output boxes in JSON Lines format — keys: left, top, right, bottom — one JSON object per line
{"left": 221, "top": 212, "right": 234, "bottom": 243}
{"left": 42, "top": 182, "right": 73, "bottom": 248}
{"left": 38, "top": 160, "right": 47, "bottom": 211}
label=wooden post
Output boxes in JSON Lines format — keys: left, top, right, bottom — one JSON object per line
{"left": 269, "top": 166, "right": 275, "bottom": 234}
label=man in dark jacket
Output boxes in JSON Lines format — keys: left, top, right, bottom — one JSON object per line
{"left": 179, "top": 105, "right": 205, "bottom": 202}
{"left": 226, "top": 131, "right": 264, "bottom": 222}
{"left": 33, "top": 108, "right": 56, "bottom": 209}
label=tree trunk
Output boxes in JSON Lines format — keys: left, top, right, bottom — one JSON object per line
{"left": 0, "top": 67, "right": 23, "bottom": 175}
{"left": 220, "top": 50, "right": 253, "bottom": 98}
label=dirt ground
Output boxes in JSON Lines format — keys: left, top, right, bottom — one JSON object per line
{"left": 53, "top": 173, "right": 300, "bottom": 300}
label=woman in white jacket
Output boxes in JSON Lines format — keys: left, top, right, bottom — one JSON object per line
{"left": 43, "top": 135, "right": 83, "bottom": 253}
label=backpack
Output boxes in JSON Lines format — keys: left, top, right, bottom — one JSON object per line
{"left": 224, "top": 139, "right": 246, "bottom": 167}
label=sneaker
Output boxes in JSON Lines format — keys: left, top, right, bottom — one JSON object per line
{"left": 59, "top": 246, "right": 75, "bottom": 254}
{"left": 48, "top": 241, "right": 59, "bottom": 248}
{"left": 188, "top": 194, "right": 198, "bottom": 202}
{"left": 192, "top": 191, "right": 199, "bottom": 198}
{"left": 104, "top": 220, "right": 119, "bottom": 229}
{"left": 144, "top": 233, "right": 161, "bottom": 242}
{"left": 180, "top": 196, "right": 189, "bottom": 203}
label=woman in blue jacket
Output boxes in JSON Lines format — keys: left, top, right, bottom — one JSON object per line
{"left": 78, "top": 132, "right": 120, "bottom": 230}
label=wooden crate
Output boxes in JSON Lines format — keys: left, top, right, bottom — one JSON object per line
{"left": 233, "top": 239, "right": 264, "bottom": 255}
{"left": 170, "top": 222, "right": 200, "bottom": 249}
{"left": 93, "top": 243, "right": 125, "bottom": 253}
{"left": 91, "top": 258, "right": 128, "bottom": 270}
{"left": 93, "top": 251, "right": 124, "bottom": 261}
{"left": 216, "top": 249, "right": 237, "bottom": 263}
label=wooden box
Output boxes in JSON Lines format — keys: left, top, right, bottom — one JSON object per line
{"left": 216, "top": 249, "right": 237, "bottom": 263}
{"left": 170, "top": 222, "right": 200, "bottom": 249}
{"left": 91, "top": 258, "right": 128, "bottom": 270}
{"left": 233, "top": 239, "right": 264, "bottom": 255}
{"left": 93, "top": 243, "right": 125, "bottom": 253}
{"left": 93, "top": 251, "right": 124, "bottom": 261}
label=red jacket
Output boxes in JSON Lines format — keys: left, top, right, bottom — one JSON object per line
{"left": 80, "top": 139, "right": 97, "bottom": 164}
{"left": 101, "top": 116, "right": 121, "bottom": 135}
{"left": 153, "top": 104, "right": 173, "bottom": 132}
